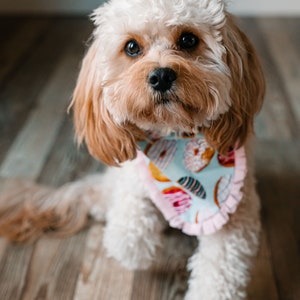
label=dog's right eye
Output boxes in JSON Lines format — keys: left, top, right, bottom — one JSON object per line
{"left": 178, "top": 32, "right": 199, "bottom": 51}
{"left": 124, "top": 40, "right": 142, "bottom": 57}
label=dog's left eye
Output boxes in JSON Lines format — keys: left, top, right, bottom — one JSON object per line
{"left": 124, "top": 40, "right": 142, "bottom": 57}
{"left": 178, "top": 32, "right": 199, "bottom": 50}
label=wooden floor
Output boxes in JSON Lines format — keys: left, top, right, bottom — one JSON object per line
{"left": 0, "top": 16, "right": 299, "bottom": 300}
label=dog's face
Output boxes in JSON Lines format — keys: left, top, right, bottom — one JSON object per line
{"left": 71, "top": 0, "right": 265, "bottom": 166}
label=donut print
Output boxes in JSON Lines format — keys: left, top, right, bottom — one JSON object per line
{"left": 162, "top": 186, "right": 192, "bottom": 215}
{"left": 214, "top": 174, "right": 233, "bottom": 208}
{"left": 145, "top": 139, "right": 177, "bottom": 169}
{"left": 149, "top": 162, "right": 171, "bottom": 182}
{"left": 218, "top": 148, "right": 235, "bottom": 167}
{"left": 177, "top": 176, "right": 206, "bottom": 199}
{"left": 183, "top": 138, "right": 215, "bottom": 173}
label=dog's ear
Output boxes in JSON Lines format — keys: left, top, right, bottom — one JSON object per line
{"left": 203, "top": 15, "right": 265, "bottom": 154}
{"left": 70, "top": 41, "right": 139, "bottom": 166}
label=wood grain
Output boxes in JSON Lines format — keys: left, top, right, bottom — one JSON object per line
{"left": 248, "top": 231, "right": 279, "bottom": 300}
{"left": 0, "top": 18, "right": 50, "bottom": 86}
{"left": 37, "top": 116, "right": 104, "bottom": 187}
{"left": 256, "top": 141, "right": 300, "bottom": 300}
{"left": 22, "top": 231, "right": 87, "bottom": 300}
{"left": 0, "top": 19, "right": 92, "bottom": 164}
{"left": 240, "top": 18, "right": 298, "bottom": 140}
{"left": 0, "top": 20, "right": 91, "bottom": 179}
{"left": 73, "top": 225, "right": 134, "bottom": 300}
{"left": 257, "top": 18, "right": 300, "bottom": 129}
{"left": 0, "top": 53, "right": 81, "bottom": 179}
{"left": 0, "top": 244, "right": 34, "bottom": 300}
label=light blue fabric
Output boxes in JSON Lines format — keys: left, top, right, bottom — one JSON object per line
{"left": 138, "top": 133, "right": 236, "bottom": 225}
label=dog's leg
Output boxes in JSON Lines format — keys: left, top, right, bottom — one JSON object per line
{"left": 103, "top": 161, "right": 165, "bottom": 270}
{"left": 185, "top": 179, "right": 261, "bottom": 300}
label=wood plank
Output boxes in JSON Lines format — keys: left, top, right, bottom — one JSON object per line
{"left": 37, "top": 115, "right": 104, "bottom": 187}
{"left": 0, "top": 53, "right": 80, "bottom": 179}
{"left": 0, "top": 238, "right": 7, "bottom": 257}
{"left": 2, "top": 18, "right": 98, "bottom": 300}
{"left": 0, "top": 18, "right": 92, "bottom": 164}
{"left": 257, "top": 18, "right": 300, "bottom": 131}
{"left": 21, "top": 231, "right": 87, "bottom": 300}
{"left": 239, "top": 18, "right": 298, "bottom": 140}
{"left": 0, "top": 244, "right": 34, "bottom": 300}
{"left": 0, "top": 20, "right": 92, "bottom": 179}
{"left": 286, "top": 18, "right": 300, "bottom": 53}
{"left": 255, "top": 140, "right": 300, "bottom": 300}
{"left": 73, "top": 224, "right": 134, "bottom": 300}
{"left": 233, "top": 18, "right": 300, "bottom": 300}
{"left": 0, "top": 18, "right": 93, "bottom": 300}
{"left": 0, "top": 17, "right": 26, "bottom": 45}
{"left": 0, "top": 18, "right": 50, "bottom": 86}
{"left": 248, "top": 230, "right": 279, "bottom": 300}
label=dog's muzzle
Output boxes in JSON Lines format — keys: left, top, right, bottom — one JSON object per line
{"left": 148, "top": 67, "right": 177, "bottom": 93}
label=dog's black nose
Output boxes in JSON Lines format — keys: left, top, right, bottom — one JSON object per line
{"left": 148, "top": 68, "right": 177, "bottom": 92}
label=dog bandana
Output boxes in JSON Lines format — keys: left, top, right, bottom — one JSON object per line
{"left": 136, "top": 133, "right": 247, "bottom": 236}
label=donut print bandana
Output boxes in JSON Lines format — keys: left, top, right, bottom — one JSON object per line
{"left": 137, "top": 134, "right": 247, "bottom": 236}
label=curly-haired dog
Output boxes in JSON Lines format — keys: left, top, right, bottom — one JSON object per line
{"left": 0, "top": 1, "right": 265, "bottom": 299}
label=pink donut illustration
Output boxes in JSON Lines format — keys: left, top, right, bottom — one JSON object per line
{"left": 162, "top": 186, "right": 192, "bottom": 215}
{"left": 218, "top": 148, "right": 235, "bottom": 167}
{"left": 183, "top": 138, "right": 215, "bottom": 173}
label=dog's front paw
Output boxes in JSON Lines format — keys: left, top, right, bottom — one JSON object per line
{"left": 103, "top": 223, "right": 160, "bottom": 270}
{"left": 102, "top": 193, "right": 163, "bottom": 270}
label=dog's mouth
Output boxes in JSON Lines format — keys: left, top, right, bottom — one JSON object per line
{"left": 155, "top": 97, "right": 171, "bottom": 105}
{"left": 152, "top": 89, "right": 178, "bottom": 105}
{"left": 132, "top": 92, "right": 205, "bottom": 134}
{"left": 154, "top": 92, "right": 200, "bottom": 114}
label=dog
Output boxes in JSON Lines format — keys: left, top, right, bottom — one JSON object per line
{"left": 0, "top": 0, "right": 265, "bottom": 299}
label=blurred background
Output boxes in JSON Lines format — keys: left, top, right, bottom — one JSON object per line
{"left": 0, "top": 0, "right": 299, "bottom": 15}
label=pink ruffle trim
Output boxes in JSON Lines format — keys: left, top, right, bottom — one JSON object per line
{"left": 136, "top": 146, "right": 247, "bottom": 236}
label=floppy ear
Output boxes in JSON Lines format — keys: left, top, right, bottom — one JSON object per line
{"left": 70, "top": 41, "right": 139, "bottom": 166}
{"left": 203, "top": 14, "right": 265, "bottom": 154}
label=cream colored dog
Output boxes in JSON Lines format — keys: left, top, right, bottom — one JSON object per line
{"left": 0, "top": 1, "right": 265, "bottom": 299}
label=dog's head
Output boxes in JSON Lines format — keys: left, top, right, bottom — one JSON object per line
{"left": 71, "top": 0, "right": 265, "bottom": 166}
